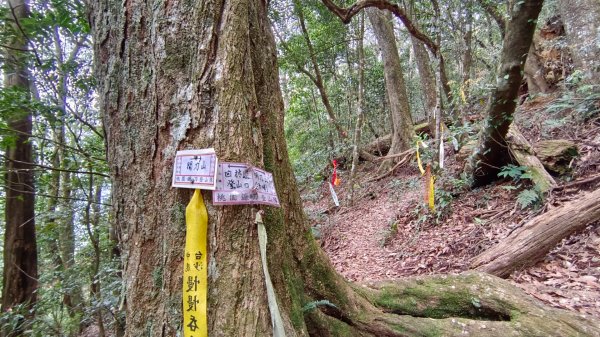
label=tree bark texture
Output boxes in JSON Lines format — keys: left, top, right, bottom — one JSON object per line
{"left": 1, "top": 0, "right": 38, "bottom": 327}
{"left": 91, "top": 0, "right": 600, "bottom": 335}
{"left": 472, "top": 188, "right": 600, "bottom": 278}
{"left": 559, "top": 0, "right": 600, "bottom": 85}
{"left": 467, "top": 0, "right": 544, "bottom": 187}
{"left": 367, "top": 9, "right": 415, "bottom": 170}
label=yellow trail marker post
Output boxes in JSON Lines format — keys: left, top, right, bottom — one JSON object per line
{"left": 183, "top": 190, "right": 208, "bottom": 337}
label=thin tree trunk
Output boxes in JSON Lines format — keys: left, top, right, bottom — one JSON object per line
{"left": 367, "top": 8, "right": 415, "bottom": 171}
{"left": 430, "top": 0, "right": 454, "bottom": 111}
{"left": 405, "top": 0, "right": 439, "bottom": 135}
{"left": 410, "top": 37, "right": 437, "bottom": 133}
{"left": 468, "top": 0, "right": 545, "bottom": 187}
{"left": 477, "top": 0, "right": 507, "bottom": 37}
{"left": 1, "top": 0, "right": 38, "bottom": 334}
{"left": 46, "top": 138, "right": 65, "bottom": 270}
{"left": 86, "top": 179, "right": 106, "bottom": 337}
{"left": 295, "top": 0, "right": 348, "bottom": 139}
{"left": 52, "top": 25, "right": 85, "bottom": 323}
{"left": 348, "top": 13, "right": 365, "bottom": 206}
{"left": 461, "top": 1, "right": 474, "bottom": 99}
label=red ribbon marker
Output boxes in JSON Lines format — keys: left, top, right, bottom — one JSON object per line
{"left": 331, "top": 160, "right": 341, "bottom": 186}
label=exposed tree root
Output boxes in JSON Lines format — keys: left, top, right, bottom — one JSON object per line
{"left": 306, "top": 272, "right": 600, "bottom": 337}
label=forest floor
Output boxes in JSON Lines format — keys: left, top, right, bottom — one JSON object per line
{"left": 302, "top": 94, "right": 600, "bottom": 319}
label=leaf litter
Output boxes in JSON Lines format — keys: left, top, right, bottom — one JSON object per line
{"left": 304, "top": 103, "right": 600, "bottom": 318}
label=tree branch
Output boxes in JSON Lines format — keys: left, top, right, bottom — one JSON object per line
{"left": 319, "top": 0, "right": 438, "bottom": 55}
{"left": 1, "top": 183, "right": 112, "bottom": 207}
{"left": 476, "top": 0, "right": 506, "bottom": 37}
{"left": 1, "top": 154, "right": 110, "bottom": 177}
{"left": 0, "top": 126, "right": 106, "bottom": 162}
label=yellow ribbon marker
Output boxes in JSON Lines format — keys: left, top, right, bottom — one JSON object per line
{"left": 429, "top": 175, "right": 435, "bottom": 211}
{"left": 416, "top": 141, "right": 425, "bottom": 175}
{"left": 460, "top": 87, "right": 467, "bottom": 104}
{"left": 183, "top": 190, "right": 208, "bottom": 337}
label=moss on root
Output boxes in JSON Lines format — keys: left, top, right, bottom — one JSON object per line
{"left": 348, "top": 272, "right": 600, "bottom": 337}
{"left": 367, "top": 274, "right": 513, "bottom": 321}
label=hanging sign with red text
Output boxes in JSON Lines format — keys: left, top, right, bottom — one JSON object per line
{"left": 212, "top": 162, "right": 280, "bottom": 207}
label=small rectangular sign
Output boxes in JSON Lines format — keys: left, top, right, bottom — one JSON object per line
{"left": 213, "top": 162, "right": 280, "bottom": 207}
{"left": 172, "top": 148, "right": 218, "bottom": 190}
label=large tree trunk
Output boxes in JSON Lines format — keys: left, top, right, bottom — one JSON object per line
{"left": 559, "top": 0, "right": 600, "bottom": 85}
{"left": 472, "top": 188, "right": 600, "bottom": 277}
{"left": 367, "top": 9, "right": 415, "bottom": 171}
{"left": 1, "top": 0, "right": 38, "bottom": 333}
{"left": 467, "top": 0, "right": 544, "bottom": 187}
{"left": 91, "top": 0, "right": 600, "bottom": 335}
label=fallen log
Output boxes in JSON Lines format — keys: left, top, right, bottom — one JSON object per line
{"left": 535, "top": 139, "right": 578, "bottom": 175}
{"left": 359, "top": 122, "right": 430, "bottom": 159}
{"left": 471, "top": 188, "right": 600, "bottom": 277}
{"left": 507, "top": 125, "right": 556, "bottom": 193}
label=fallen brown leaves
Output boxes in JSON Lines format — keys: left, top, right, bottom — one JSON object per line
{"left": 303, "top": 108, "right": 600, "bottom": 318}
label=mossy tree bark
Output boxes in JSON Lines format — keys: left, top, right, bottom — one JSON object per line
{"left": 467, "top": 0, "right": 545, "bottom": 187}
{"left": 1, "top": 0, "right": 38, "bottom": 333}
{"left": 91, "top": 0, "right": 599, "bottom": 336}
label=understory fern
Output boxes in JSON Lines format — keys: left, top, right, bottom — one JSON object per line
{"left": 499, "top": 165, "right": 543, "bottom": 209}
{"left": 517, "top": 189, "right": 540, "bottom": 209}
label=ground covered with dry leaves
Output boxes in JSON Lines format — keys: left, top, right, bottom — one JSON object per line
{"left": 303, "top": 96, "right": 600, "bottom": 319}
